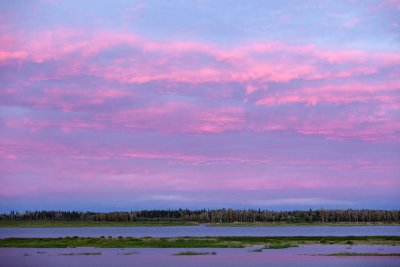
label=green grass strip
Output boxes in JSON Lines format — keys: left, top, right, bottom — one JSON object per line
{"left": 172, "top": 251, "right": 216, "bottom": 256}
{"left": 0, "top": 236, "right": 399, "bottom": 248}
{"left": 327, "top": 253, "right": 400, "bottom": 257}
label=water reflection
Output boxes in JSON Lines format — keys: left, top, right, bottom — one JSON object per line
{"left": 0, "top": 245, "right": 399, "bottom": 267}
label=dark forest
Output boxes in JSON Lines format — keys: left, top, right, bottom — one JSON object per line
{"left": 2, "top": 209, "right": 399, "bottom": 223}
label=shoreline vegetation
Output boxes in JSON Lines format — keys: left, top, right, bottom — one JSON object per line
{"left": 1, "top": 220, "right": 400, "bottom": 228}
{"left": 0, "top": 236, "right": 399, "bottom": 248}
{"left": 1, "top": 209, "right": 399, "bottom": 227}
{"left": 172, "top": 251, "right": 217, "bottom": 256}
{"left": 326, "top": 253, "right": 400, "bottom": 257}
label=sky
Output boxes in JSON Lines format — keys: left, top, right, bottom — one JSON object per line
{"left": 0, "top": 0, "right": 399, "bottom": 212}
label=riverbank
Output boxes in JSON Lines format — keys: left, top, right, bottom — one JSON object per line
{"left": 1, "top": 221, "right": 399, "bottom": 228}
{"left": 0, "top": 236, "right": 399, "bottom": 248}
{"left": 0, "top": 221, "right": 197, "bottom": 228}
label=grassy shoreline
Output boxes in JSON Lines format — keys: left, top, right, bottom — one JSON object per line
{"left": 0, "top": 236, "right": 399, "bottom": 248}
{"left": 206, "top": 222, "right": 400, "bottom": 227}
{"left": 1, "top": 221, "right": 399, "bottom": 228}
{"left": 326, "top": 253, "right": 400, "bottom": 257}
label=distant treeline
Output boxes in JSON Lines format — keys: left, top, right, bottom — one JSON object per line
{"left": 1, "top": 209, "right": 399, "bottom": 223}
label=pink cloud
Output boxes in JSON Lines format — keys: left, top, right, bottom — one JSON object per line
{"left": 1, "top": 28, "right": 399, "bottom": 142}
{"left": 256, "top": 81, "right": 400, "bottom": 106}
{"left": 0, "top": 50, "right": 27, "bottom": 62}
{"left": 371, "top": 0, "right": 400, "bottom": 11}
{"left": 4, "top": 91, "right": 399, "bottom": 141}
{"left": 2, "top": 29, "right": 399, "bottom": 86}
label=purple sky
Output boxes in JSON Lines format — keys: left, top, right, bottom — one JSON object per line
{"left": 0, "top": 0, "right": 399, "bottom": 212}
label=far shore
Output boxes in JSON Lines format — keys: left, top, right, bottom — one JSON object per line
{"left": 1, "top": 220, "right": 399, "bottom": 228}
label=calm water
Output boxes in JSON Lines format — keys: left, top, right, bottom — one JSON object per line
{"left": 0, "top": 225, "right": 399, "bottom": 238}
{"left": 0, "top": 245, "right": 399, "bottom": 267}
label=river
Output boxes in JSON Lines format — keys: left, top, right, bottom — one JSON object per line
{"left": 1, "top": 225, "right": 399, "bottom": 238}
